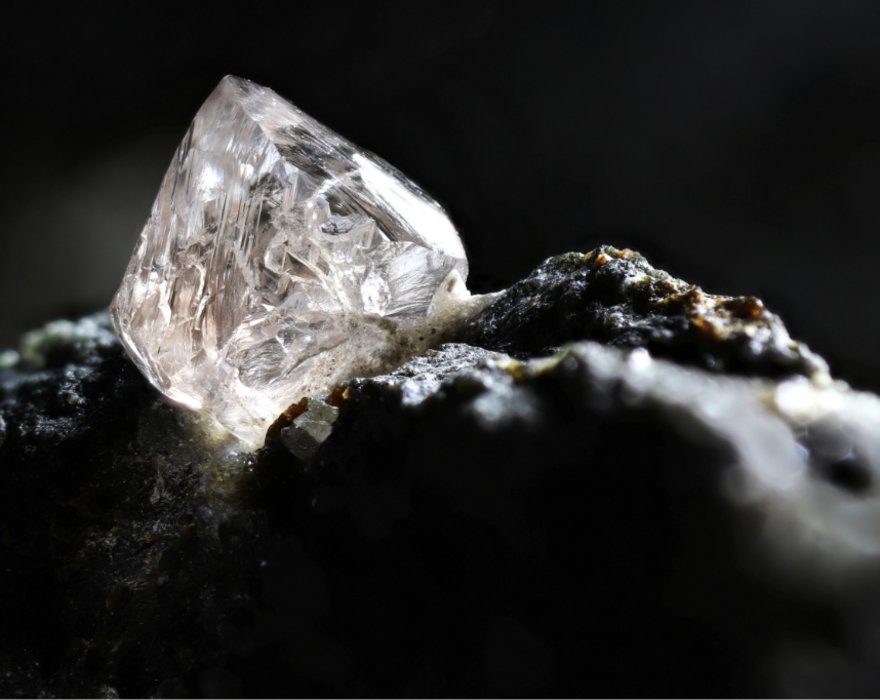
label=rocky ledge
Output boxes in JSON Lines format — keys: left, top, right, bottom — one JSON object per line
{"left": 2, "top": 246, "right": 880, "bottom": 697}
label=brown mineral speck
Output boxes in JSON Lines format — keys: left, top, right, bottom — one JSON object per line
{"left": 264, "top": 397, "right": 309, "bottom": 444}
{"left": 325, "top": 385, "right": 351, "bottom": 408}
{"left": 692, "top": 317, "right": 716, "bottom": 336}
{"left": 723, "top": 296, "right": 765, "bottom": 320}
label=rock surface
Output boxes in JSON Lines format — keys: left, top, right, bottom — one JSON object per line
{"left": 2, "top": 247, "right": 880, "bottom": 697}
{"left": 464, "top": 245, "right": 829, "bottom": 380}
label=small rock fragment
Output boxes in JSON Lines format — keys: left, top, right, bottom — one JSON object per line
{"left": 279, "top": 399, "right": 340, "bottom": 460}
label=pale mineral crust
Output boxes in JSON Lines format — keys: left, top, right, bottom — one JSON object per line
{"left": 111, "top": 76, "right": 468, "bottom": 445}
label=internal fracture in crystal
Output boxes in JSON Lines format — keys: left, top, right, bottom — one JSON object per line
{"left": 111, "top": 76, "right": 470, "bottom": 444}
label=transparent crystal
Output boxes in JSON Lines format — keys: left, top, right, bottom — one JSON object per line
{"left": 111, "top": 76, "right": 469, "bottom": 445}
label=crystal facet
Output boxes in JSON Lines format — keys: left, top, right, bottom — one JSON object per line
{"left": 111, "top": 76, "right": 469, "bottom": 445}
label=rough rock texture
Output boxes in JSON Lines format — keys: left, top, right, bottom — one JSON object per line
{"left": 464, "top": 246, "right": 829, "bottom": 380}
{"left": 2, "top": 248, "right": 880, "bottom": 697}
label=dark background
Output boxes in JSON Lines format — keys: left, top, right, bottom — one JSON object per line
{"left": 3, "top": 1, "right": 880, "bottom": 389}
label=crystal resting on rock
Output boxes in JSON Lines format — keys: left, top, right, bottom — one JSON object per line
{"left": 111, "top": 76, "right": 473, "bottom": 445}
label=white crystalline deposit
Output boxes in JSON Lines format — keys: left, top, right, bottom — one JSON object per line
{"left": 112, "top": 76, "right": 473, "bottom": 445}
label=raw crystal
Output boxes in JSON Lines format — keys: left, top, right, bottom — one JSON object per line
{"left": 111, "top": 76, "right": 469, "bottom": 445}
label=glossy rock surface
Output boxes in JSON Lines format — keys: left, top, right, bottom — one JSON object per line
{"left": 111, "top": 76, "right": 468, "bottom": 444}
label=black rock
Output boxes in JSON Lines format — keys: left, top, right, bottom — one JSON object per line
{"left": 464, "top": 246, "right": 828, "bottom": 379}
{"left": 1, "top": 250, "right": 879, "bottom": 698}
